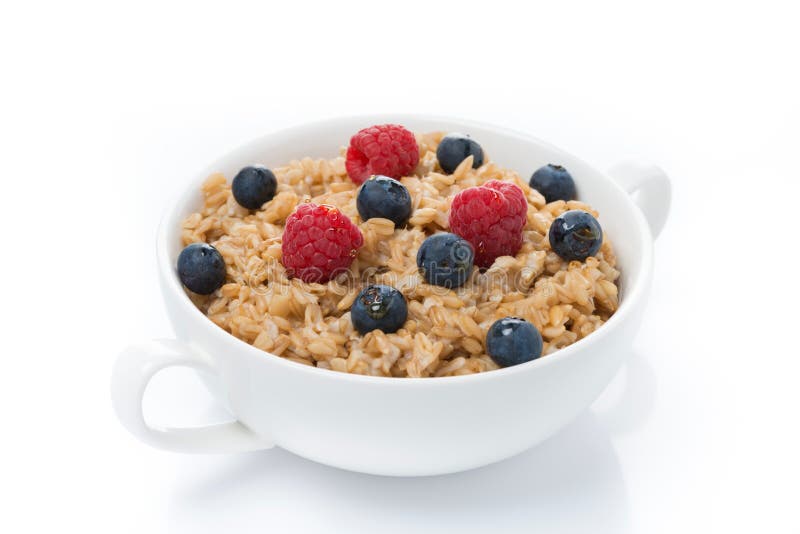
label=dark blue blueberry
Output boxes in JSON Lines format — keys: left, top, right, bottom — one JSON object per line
{"left": 416, "top": 233, "right": 475, "bottom": 288}
{"left": 436, "top": 133, "right": 484, "bottom": 174}
{"left": 177, "top": 243, "right": 227, "bottom": 295}
{"left": 529, "top": 164, "right": 577, "bottom": 203}
{"left": 232, "top": 165, "right": 278, "bottom": 210}
{"left": 356, "top": 175, "right": 412, "bottom": 227}
{"left": 486, "top": 317, "right": 543, "bottom": 368}
{"left": 548, "top": 210, "right": 603, "bottom": 262}
{"left": 351, "top": 284, "right": 408, "bottom": 335}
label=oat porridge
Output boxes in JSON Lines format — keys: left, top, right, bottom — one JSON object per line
{"left": 177, "top": 124, "right": 620, "bottom": 377}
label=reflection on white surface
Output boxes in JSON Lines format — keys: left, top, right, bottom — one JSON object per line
{"left": 168, "top": 414, "right": 628, "bottom": 533}
{"left": 148, "top": 352, "right": 656, "bottom": 533}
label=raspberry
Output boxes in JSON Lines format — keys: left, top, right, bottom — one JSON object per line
{"left": 281, "top": 203, "right": 364, "bottom": 283}
{"left": 448, "top": 180, "right": 528, "bottom": 268}
{"left": 345, "top": 124, "right": 419, "bottom": 184}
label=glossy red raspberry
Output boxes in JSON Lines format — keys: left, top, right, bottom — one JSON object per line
{"left": 281, "top": 203, "right": 364, "bottom": 283}
{"left": 345, "top": 124, "right": 419, "bottom": 184}
{"left": 448, "top": 180, "right": 528, "bottom": 268}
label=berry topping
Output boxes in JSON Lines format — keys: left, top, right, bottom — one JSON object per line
{"left": 486, "top": 317, "right": 543, "bottom": 368}
{"left": 436, "top": 133, "right": 484, "bottom": 174}
{"left": 529, "top": 164, "right": 576, "bottom": 203}
{"left": 177, "top": 243, "right": 227, "bottom": 295}
{"left": 448, "top": 180, "right": 528, "bottom": 268}
{"left": 548, "top": 210, "right": 603, "bottom": 262}
{"left": 356, "top": 175, "right": 412, "bottom": 227}
{"left": 345, "top": 124, "right": 419, "bottom": 184}
{"left": 351, "top": 284, "right": 408, "bottom": 335}
{"left": 232, "top": 165, "right": 278, "bottom": 209}
{"left": 281, "top": 203, "right": 364, "bottom": 283}
{"left": 416, "top": 233, "right": 475, "bottom": 288}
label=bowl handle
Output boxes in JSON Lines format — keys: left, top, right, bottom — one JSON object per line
{"left": 607, "top": 160, "right": 671, "bottom": 239}
{"left": 111, "top": 339, "right": 273, "bottom": 453}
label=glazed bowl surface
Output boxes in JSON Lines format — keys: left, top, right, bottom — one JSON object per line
{"left": 112, "top": 115, "right": 670, "bottom": 476}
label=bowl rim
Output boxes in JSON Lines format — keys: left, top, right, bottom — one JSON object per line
{"left": 156, "top": 113, "right": 654, "bottom": 386}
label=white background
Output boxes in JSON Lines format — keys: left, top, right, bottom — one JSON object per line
{"left": 1, "top": 1, "right": 798, "bottom": 532}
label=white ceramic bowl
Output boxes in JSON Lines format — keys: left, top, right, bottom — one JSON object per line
{"left": 111, "top": 115, "right": 670, "bottom": 476}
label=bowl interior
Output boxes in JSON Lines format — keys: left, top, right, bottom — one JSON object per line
{"left": 161, "top": 115, "right": 650, "bottom": 367}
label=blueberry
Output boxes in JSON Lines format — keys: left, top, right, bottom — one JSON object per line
{"left": 548, "top": 210, "right": 603, "bottom": 262}
{"left": 356, "top": 175, "right": 412, "bottom": 227}
{"left": 351, "top": 285, "right": 408, "bottom": 335}
{"left": 436, "top": 133, "right": 484, "bottom": 174}
{"left": 416, "top": 233, "right": 475, "bottom": 288}
{"left": 486, "top": 317, "right": 543, "bottom": 368}
{"left": 232, "top": 165, "right": 277, "bottom": 210}
{"left": 529, "top": 164, "right": 577, "bottom": 203}
{"left": 177, "top": 243, "right": 227, "bottom": 295}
